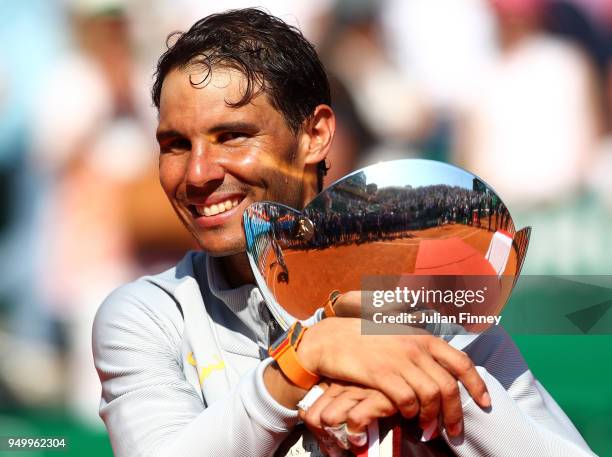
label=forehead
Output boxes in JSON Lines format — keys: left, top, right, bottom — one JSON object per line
{"left": 158, "top": 67, "right": 282, "bottom": 131}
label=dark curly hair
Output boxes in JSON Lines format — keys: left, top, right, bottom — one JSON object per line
{"left": 152, "top": 8, "right": 331, "bottom": 189}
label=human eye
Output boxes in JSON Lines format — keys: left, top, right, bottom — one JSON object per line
{"left": 159, "top": 137, "right": 191, "bottom": 154}
{"left": 217, "top": 131, "right": 250, "bottom": 144}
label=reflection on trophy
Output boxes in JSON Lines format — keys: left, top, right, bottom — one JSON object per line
{"left": 244, "top": 160, "right": 530, "bottom": 332}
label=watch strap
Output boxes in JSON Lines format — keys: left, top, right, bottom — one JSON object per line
{"left": 323, "top": 290, "right": 342, "bottom": 319}
{"left": 269, "top": 322, "right": 320, "bottom": 390}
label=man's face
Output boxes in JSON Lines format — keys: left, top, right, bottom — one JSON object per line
{"left": 157, "top": 67, "right": 310, "bottom": 256}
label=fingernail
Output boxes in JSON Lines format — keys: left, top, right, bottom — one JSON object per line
{"left": 448, "top": 421, "right": 463, "bottom": 437}
{"left": 420, "top": 419, "right": 439, "bottom": 442}
{"left": 481, "top": 392, "right": 491, "bottom": 408}
{"left": 346, "top": 429, "right": 368, "bottom": 447}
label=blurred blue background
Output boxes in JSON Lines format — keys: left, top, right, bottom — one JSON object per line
{"left": 1, "top": 0, "right": 611, "bottom": 455}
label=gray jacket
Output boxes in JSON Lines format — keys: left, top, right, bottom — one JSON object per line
{"left": 92, "top": 251, "right": 595, "bottom": 456}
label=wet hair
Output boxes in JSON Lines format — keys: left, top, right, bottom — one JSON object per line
{"left": 152, "top": 8, "right": 331, "bottom": 190}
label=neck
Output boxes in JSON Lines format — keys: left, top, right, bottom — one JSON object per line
{"left": 218, "top": 252, "right": 255, "bottom": 288}
{"left": 300, "top": 171, "right": 319, "bottom": 210}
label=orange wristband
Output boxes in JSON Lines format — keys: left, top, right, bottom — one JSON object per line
{"left": 323, "top": 290, "right": 341, "bottom": 319}
{"left": 269, "top": 322, "right": 320, "bottom": 390}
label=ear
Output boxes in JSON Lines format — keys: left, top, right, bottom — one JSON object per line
{"left": 298, "top": 104, "right": 335, "bottom": 166}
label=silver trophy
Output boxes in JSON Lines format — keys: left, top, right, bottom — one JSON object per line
{"left": 243, "top": 159, "right": 531, "bottom": 456}
{"left": 244, "top": 159, "right": 530, "bottom": 336}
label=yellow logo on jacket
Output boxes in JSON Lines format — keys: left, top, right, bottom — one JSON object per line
{"left": 187, "top": 352, "right": 225, "bottom": 384}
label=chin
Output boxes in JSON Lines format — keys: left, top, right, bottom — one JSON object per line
{"left": 185, "top": 221, "right": 245, "bottom": 256}
{"left": 195, "top": 237, "right": 246, "bottom": 258}
{"left": 204, "top": 247, "right": 247, "bottom": 258}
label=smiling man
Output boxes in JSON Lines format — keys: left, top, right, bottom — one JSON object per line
{"left": 93, "top": 8, "right": 595, "bottom": 457}
{"left": 156, "top": 67, "right": 322, "bottom": 257}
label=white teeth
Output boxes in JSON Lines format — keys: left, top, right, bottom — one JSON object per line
{"left": 195, "top": 198, "right": 241, "bottom": 217}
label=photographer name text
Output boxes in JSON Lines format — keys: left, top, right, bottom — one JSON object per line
{"left": 372, "top": 312, "right": 502, "bottom": 326}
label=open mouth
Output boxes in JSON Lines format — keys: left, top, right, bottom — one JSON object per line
{"left": 189, "top": 196, "right": 244, "bottom": 218}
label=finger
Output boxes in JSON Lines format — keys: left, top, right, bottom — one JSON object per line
{"left": 414, "top": 352, "right": 462, "bottom": 436}
{"left": 319, "top": 388, "right": 365, "bottom": 428}
{"left": 428, "top": 338, "right": 490, "bottom": 409}
{"left": 299, "top": 388, "right": 347, "bottom": 456}
{"left": 337, "top": 290, "right": 361, "bottom": 305}
{"left": 333, "top": 290, "right": 362, "bottom": 318}
{"left": 318, "top": 386, "right": 366, "bottom": 451}
{"left": 398, "top": 363, "right": 441, "bottom": 426}
{"left": 375, "top": 371, "right": 420, "bottom": 418}
{"left": 302, "top": 383, "right": 346, "bottom": 430}
{"left": 345, "top": 389, "right": 397, "bottom": 432}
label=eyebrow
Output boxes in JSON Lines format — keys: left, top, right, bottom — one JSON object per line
{"left": 156, "top": 122, "right": 259, "bottom": 143}
{"left": 156, "top": 129, "right": 184, "bottom": 143}
{"left": 207, "top": 122, "right": 259, "bottom": 135}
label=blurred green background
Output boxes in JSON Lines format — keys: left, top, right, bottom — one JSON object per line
{"left": 516, "top": 335, "right": 612, "bottom": 457}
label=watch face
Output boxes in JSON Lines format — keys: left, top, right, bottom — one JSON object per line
{"left": 269, "top": 322, "right": 302, "bottom": 356}
{"left": 289, "top": 322, "right": 303, "bottom": 345}
{"left": 269, "top": 327, "right": 291, "bottom": 353}
{"left": 245, "top": 159, "right": 531, "bottom": 346}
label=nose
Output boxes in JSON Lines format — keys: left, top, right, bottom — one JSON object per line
{"left": 184, "top": 142, "right": 225, "bottom": 190}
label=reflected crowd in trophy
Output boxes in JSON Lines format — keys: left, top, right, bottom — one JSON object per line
{"left": 293, "top": 177, "right": 513, "bottom": 251}
{"left": 244, "top": 161, "right": 530, "bottom": 329}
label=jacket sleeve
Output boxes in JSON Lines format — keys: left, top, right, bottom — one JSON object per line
{"left": 446, "top": 328, "right": 596, "bottom": 456}
{"left": 92, "top": 282, "right": 299, "bottom": 457}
